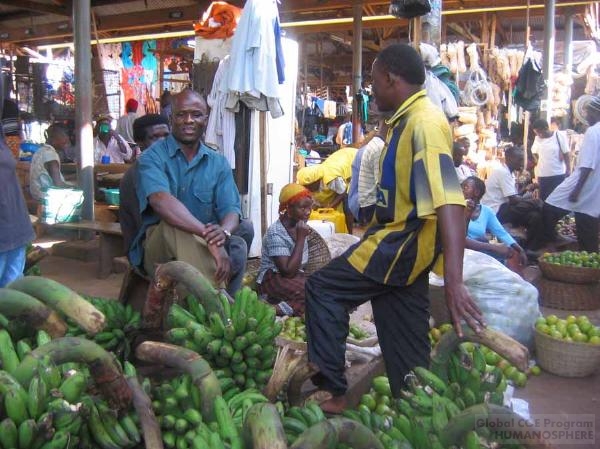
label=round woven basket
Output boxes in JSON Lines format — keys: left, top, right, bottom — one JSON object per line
{"left": 538, "top": 259, "right": 600, "bottom": 284}
{"left": 533, "top": 276, "right": 600, "bottom": 310}
{"left": 534, "top": 328, "right": 600, "bottom": 377}
{"left": 305, "top": 231, "right": 332, "bottom": 275}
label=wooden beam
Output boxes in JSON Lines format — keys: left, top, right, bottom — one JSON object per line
{"left": 0, "top": 0, "right": 69, "bottom": 16}
{"left": 446, "top": 23, "right": 480, "bottom": 42}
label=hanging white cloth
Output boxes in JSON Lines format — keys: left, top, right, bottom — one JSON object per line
{"left": 226, "top": 0, "right": 281, "bottom": 100}
{"left": 206, "top": 56, "right": 237, "bottom": 168}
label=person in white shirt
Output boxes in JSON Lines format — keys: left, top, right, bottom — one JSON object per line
{"left": 531, "top": 118, "right": 570, "bottom": 200}
{"left": 481, "top": 145, "right": 543, "bottom": 249}
{"left": 542, "top": 97, "right": 600, "bottom": 252}
{"left": 29, "top": 125, "right": 71, "bottom": 201}
{"left": 115, "top": 98, "right": 139, "bottom": 143}
{"left": 93, "top": 116, "right": 133, "bottom": 164}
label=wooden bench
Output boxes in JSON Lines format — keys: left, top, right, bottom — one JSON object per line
{"left": 52, "top": 220, "right": 125, "bottom": 279}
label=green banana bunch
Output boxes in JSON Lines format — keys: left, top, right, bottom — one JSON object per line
{"left": 165, "top": 287, "right": 280, "bottom": 391}
{"left": 282, "top": 402, "right": 327, "bottom": 445}
{"left": 65, "top": 296, "right": 140, "bottom": 363}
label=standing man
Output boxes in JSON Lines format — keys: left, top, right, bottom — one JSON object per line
{"left": 93, "top": 115, "right": 133, "bottom": 164}
{"left": 305, "top": 44, "right": 484, "bottom": 413}
{"left": 129, "top": 89, "right": 248, "bottom": 295}
{"left": 120, "top": 114, "right": 170, "bottom": 253}
{"left": 116, "top": 98, "right": 139, "bottom": 144}
{"left": 542, "top": 97, "right": 600, "bottom": 252}
{"left": 530, "top": 118, "right": 570, "bottom": 200}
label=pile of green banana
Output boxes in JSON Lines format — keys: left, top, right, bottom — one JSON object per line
{"left": 165, "top": 286, "right": 281, "bottom": 391}
{"left": 0, "top": 354, "right": 139, "bottom": 449}
{"left": 348, "top": 323, "right": 370, "bottom": 341}
{"left": 281, "top": 402, "right": 327, "bottom": 445}
{"left": 338, "top": 346, "right": 509, "bottom": 449}
{"left": 151, "top": 374, "right": 250, "bottom": 449}
{"left": 65, "top": 296, "right": 141, "bottom": 362}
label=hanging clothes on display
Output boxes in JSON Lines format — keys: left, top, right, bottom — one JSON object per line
{"left": 225, "top": 0, "right": 284, "bottom": 118}
{"left": 513, "top": 54, "right": 545, "bottom": 112}
{"left": 205, "top": 56, "right": 237, "bottom": 168}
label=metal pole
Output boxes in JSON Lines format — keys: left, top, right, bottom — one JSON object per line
{"left": 543, "top": 0, "right": 556, "bottom": 123}
{"left": 73, "top": 0, "right": 95, "bottom": 220}
{"left": 352, "top": 1, "right": 363, "bottom": 144}
{"left": 564, "top": 11, "right": 574, "bottom": 72}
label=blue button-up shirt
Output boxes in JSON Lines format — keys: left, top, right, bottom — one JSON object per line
{"left": 128, "top": 135, "right": 241, "bottom": 267}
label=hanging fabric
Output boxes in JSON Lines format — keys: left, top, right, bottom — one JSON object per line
{"left": 513, "top": 54, "right": 545, "bottom": 112}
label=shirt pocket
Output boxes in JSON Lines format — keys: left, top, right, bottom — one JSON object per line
{"left": 191, "top": 186, "right": 216, "bottom": 222}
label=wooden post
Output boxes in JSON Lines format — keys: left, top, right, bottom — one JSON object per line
{"left": 352, "top": 1, "right": 363, "bottom": 144}
{"left": 482, "top": 13, "right": 490, "bottom": 71}
{"left": 259, "top": 111, "right": 268, "bottom": 237}
{"left": 523, "top": 0, "right": 532, "bottom": 172}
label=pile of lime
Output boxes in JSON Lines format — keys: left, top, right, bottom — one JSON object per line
{"left": 540, "top": 250, "right": 600, "bottom": 268}
{"left": 535, "top": 314, "right": 600, "bottom": 344}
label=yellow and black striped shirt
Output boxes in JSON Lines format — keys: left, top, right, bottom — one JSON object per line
{"left": 345, "top": 90, "right": 464, "bottom": 286}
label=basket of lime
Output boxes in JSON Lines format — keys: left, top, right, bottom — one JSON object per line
{"left": 534, "top": 314, "right": 600, "bottom": 377}
{"left": 538, "top": 251, "right": 600, "bottom": 284}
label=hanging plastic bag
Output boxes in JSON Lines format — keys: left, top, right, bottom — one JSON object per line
{"left": 430, "top": 249, "right": 541, "bottom": 348}
{"left": 389, "top": 0, "right": 432, "bottom": 19}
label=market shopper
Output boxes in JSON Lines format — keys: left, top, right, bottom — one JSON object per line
{"left": 296, "top": 146, "right": 357, "bottom": 233}
{"left": 129, "top": 89, "right": 249, "bottom": 295}
{"left": 453, "top": 137, "right": 475, "bottom": 183}
{"left": 541, "top": 96, "right": 600, "bottom": 252}
{"left": 0, "top": 131, "right": 35, "bottom": 286}
{"left": 116, "top": 98, "right": 139, "bottom": 144}
{"left": 256, "top": 184, "right": 313, "bottom": 316}
{"left": 530, "top": 118, "right": 570, "bottom": 200}
{"left": 481, "top": 145, "right": 544, "bottom": 250}
{"left": 93, "top": 115, "right": 134, "bottom": 164}
{"left": 120, "top": 114, "right": 170, "bottom": 254}
{"left": 29, "top": 125, "right": 72, "bottom": 202}
{"left": 305, "top": 44, "right": 484, "bottom": 413}
{"left": 462, "top": 176, "right": 527, "bottom": 268}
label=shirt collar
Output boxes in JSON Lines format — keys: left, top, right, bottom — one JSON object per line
{"left": 385, "top": 90, "right": 427, "bottom": 126}
{"left": 166, "top": 134, "right": 209, "bottom": 161}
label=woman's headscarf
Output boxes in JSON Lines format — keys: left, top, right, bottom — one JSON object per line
{"left": 279, "top": 183, "right": 312, "bottom": 214}
{"left": 296, "top": 165, "right": 324, "bottom": 186}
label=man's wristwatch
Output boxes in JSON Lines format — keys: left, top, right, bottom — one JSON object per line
{"left": 222, "top": 229, "right": 232, "bottom": 240}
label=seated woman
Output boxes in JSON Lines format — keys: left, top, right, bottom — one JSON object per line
{"left": 462, "top": 176, "right": 528, "bottom": 269}
{"left": 256, "top": 184, "right": 313, "bottom": 316}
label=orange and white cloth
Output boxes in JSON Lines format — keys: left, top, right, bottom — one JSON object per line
{"left": 193, "top": 1, "right": 242, "bottom": 39}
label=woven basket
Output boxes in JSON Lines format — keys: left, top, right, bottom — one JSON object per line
{"left": 538, "top": 259, "right": 600, "bottom": 284}
{"left": 534, "top": 328, "right": 600, "bottom": 377}
{"left": 533, "top": 276, "right": 600, "bottom": 310}
{"left": 305, "top": 231, "right": 332, "bottom": 275}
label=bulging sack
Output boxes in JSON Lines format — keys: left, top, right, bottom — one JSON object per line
{"left": 430, "top": 249, "right": 541, "bottom": 348}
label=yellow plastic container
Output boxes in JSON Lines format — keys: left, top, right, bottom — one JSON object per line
{"left": 309, "top": 208, "right": 348, "bottom": 234}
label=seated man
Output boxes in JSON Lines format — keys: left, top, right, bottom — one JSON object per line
{"left": 129, "top": 89, "right": 248, "bottom": 295}
{"left": 29, "top": 124, "right": 72, "bottom": 202}
{"left": 93, "top": 115, "right": 133, "bottom": 164}
{"left": 120, "top": 114, "right": 170, "bottom": 253}
{"left": 481, "top": 145, "right": 543, "bottom": 250}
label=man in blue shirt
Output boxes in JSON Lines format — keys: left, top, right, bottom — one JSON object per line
{"left": 129, "top": 89, "right": 247, "bottom": 295}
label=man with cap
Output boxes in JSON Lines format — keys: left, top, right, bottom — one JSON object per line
{"left": 541, "top": 96, "right": 600, "bottom": 252}
{"left": 116, "top": 98, "right": 139, "bottom": 144}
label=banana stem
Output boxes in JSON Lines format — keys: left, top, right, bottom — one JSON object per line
{"left": 13, "top": 337, "right": 131, "bottom": 410}
{"left": 8, "top": 277, "right": 106, "bottom": 335}
{"left": 243, "top": 403, "right": 287, "bottom": 449}
{"left": 135, "top": 341, "right": 221, "bottom": 422}
{"left": 440, "top": 404, "right": 558, "bottom": 449}
{"left": 264, "top": 345, "right": 307, "bottom": 402}
{"left": 0, "top": 288, "right": 67, "bottom": 338}
{"left": 289, "top": 418, "right": 384, "bottom": 449}
{"left": 430, "top": 327, "right": 529, "bottom": 380}
{"left": 126, "top": 375, "right": 164, "bottom": 449}
{"left": 287, "top": 357, "right": 318, "bottom": 407}
{"left": 159, "top": 261, "right": 225, "bottom": 319}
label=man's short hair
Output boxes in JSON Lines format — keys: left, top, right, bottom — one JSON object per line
{"left": 377, "top": 44, "right": 426, "bottom": 86}
{"left": 45, "top": 124, "right": 69, "bottom": 141}
{"left": 133, "top": 114, "right": 169, "bottom": 142}
{"left": 532, "top": 118, "right": 549, "bottom": 130}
